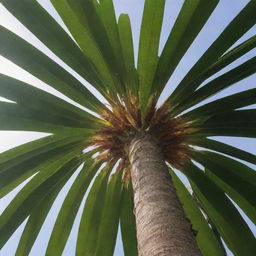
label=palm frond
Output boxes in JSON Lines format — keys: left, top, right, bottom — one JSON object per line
{"left": 0, "top": 0, "right": 255, "bottom": 255}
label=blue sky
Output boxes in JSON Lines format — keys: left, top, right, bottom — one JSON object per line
{"left": 0, "top": 0, "right": 255, "bottom": 255}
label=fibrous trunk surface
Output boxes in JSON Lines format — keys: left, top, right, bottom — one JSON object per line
{"left": 129, "top": 132, "right": 201, "bottom": 256}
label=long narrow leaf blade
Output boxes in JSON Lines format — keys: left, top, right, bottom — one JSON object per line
{"left": 170, "top": 0, "right": 256, "bottom": 105}
{"left": 0, "top": 102, "right": 94, "bottom": 134}
{"left": 188, "top": 138, "right": 256, "bottom": 166}
{"left": 0, "top": 137, "right": 85, "bottom": 198}
{"left": 118, "top": 14, "right": 139, "bottom": 95}
{"left": 15, "top": 158, "right": 83, "bottom": 256}
{"left": 95, "top": 170, "right": 123, "bottom": 256}
{"left": 180, "top": 35, "right": 256, "bottom": 97}
{"left": 50, "top": 0, "right": 118, "bottom": 95}
{"left": 0, "top": 74, "right": 102, "bottom": 124}
{"left": 75, "top": 0, "right": 124, "bottom": 94}
{"left": 97, "top": 0, "right": 127, "bottom": 93}
{"left": 181, "top": 161, "right": 256, "bottom": 256}
{"left": 191, "top": 151, "right": 256, "bottom": 224}
{"left": 169, "top": 169, "right": 226, "bottom": 256}
{"left": 0, "top": 150, "right": 82, "bottom": 249}
{"left": 46, "top": 159, "right": 102, "bottom": 256}
{"left": 174, "top": 57, "right": 256, "bottom": 114}
{"left": 1, "top": 0, "right": 103, "bottom": 89}
{"left": 137, "top": 0, "right": 165, "bottom": 110}
{"left": 194, "top": 110, "right": 256, "bottom": 137}
{"left": 0, "top": 135, "right": 84, "bottom": 171}
{"left": 120, "top": 182, "right": 137, "bottom": 256}
{"left": 76, "top": 163, "right": 113, "bottom": 256}
{"left": 153, "top": 0, "right": 219, "bottom": 94}
{"left": 183, "top": 88, "right": 256, "bottom": 120}
{"left": 0, "top": 26, "right": 103, "bottom": 111}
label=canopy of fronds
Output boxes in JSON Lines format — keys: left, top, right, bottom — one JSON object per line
{"left": 0, "top": 0, "right": 256, "bottom": 255}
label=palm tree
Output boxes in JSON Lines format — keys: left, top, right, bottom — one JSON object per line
{"left": 0, "top": 0, "right": 256, "bottom": 255}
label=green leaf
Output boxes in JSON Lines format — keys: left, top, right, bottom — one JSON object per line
{"left": 169, "top": 169, "right": 225, "bottom": 256}
{"left": 15, "top": 187, "right": 59, "bottom": 256}
{"left": 1, "top": 0, "right": 104, "bottom": 90}
{"left": 50, "top": 0, "right": 118, "bottom": 96}
{"left": 179, "top": 35, "right": 256, "bottom": 101}
{"left": 170, "top": 0, "right": 256, "bottom": 105}
{"left": 188, "top": 138, "right": 256, "bottom": 166}
{"left": 0, "top": 74, "right": 103, "bottom": 125}
{"left": 120, "top": 182, "right": 137, "bottom": 256}
{"left": 46, "top": 159, "right": 102, "bottom": 256}
{"left": 97, "top": 0, "right": 127, "bottom": 93}
{"left": 0, "top": 150, "right": 82, "bottom": 249}
{"left": 98, "top": 0, "right": 121, "bottom": 57}
{"left": 191, "top": 151, "right": 256, "bottom": 224}
{"left": 0, "top": 26, "right": 103, "bottom": 112}
{"left": 95, "top": 170, "right": 123, "bottom": 256}
{"left": 0, "top": 101, "right": 95, "bottom": 134}
{"left": 194, "top": 110, "right": 256, "bottom": 137}
{"left": 174, "top": 57, "right": 256, "bottom": 115}
{"left": 181, "top": 161, "right": 256, "bottom": 256}
{"left": 153, "top": 0, "right": 219, "bottom": 95}
{"left": 0, "top": 136, "right": 85, "bottom": 198}
{"left": 76, "top": 163, "right": 113, "bottom": 256}
{"left": 183, "top": 88, "right": 256, "bottom": 120}
{"left": 118, "top": 14, "right": 139, "bottom": 95}
{"left": 15, "top": 158, "right": 83, "bottom": 256}
{"left": 207, "top": 169, "right": 256, "bottom": 226}
{"left": 137, "top": 0, "right": 165, "bottom": 110}
{"left": 73, "top": 0, "right": 125, "bottom": 94}
{"left": 0, "top": 135, "right": 83, "bottom": 169}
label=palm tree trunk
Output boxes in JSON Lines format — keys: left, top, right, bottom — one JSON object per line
{"left": 128, "top": 132, "right": 201, "bottom": 256}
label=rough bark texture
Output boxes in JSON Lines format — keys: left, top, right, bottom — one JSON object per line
{"left": 128, "top": 132, "right": 201, "bottom": 256}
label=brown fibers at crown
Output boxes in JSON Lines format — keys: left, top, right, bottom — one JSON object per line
{"left": 90, "top": 96, "right": 191, "bottom": 169}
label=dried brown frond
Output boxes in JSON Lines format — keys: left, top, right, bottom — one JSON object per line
{"left": 122, "top": 166, "right": 131, "bottom": 185}
{"left": 147, "top": 102, "right": 191, "bottom": 165}
{"left": 96, "top": 151, "right": 111, "bottom": 161}
{"left": 91, "top": 94, "right": 193, "bottom": 171}
{"left": 150, "top": 102, "right": 171, "bottom": 127}
{"left": 123, "top": 94, "right": 141, "bottom": 128}
{"left": 116, "top": 159, "right": 126, "bottom": 173}
{"left": 143, "top": 95, "right": 157, "bottom": 129}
